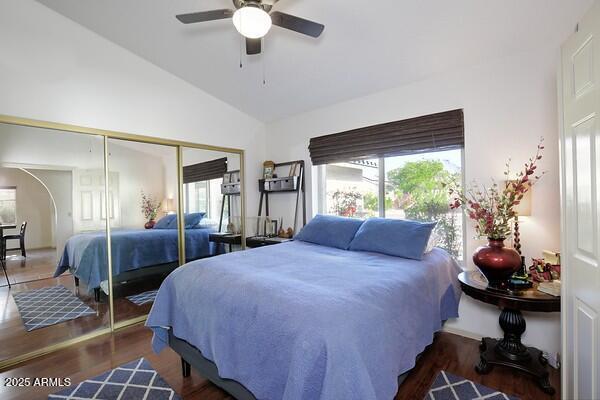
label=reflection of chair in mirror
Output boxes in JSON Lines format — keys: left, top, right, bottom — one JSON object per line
{"left": 0, "top": 237, "right": 11, "bottom": 288}
{"left": 3, "top": 221, "right": 27, "bottom": 259}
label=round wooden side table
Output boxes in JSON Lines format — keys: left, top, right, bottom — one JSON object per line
{"left": 458, "top": 271, "right": 561, "bottom": 395}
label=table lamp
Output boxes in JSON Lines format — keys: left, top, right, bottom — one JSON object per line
{"left": 164, "top": 198, "right": 175, "bottom": 215}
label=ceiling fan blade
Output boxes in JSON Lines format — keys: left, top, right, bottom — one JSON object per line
{"left": 176, "top": 9, "right": 234, "bottom": 24}
{"left": 270, "top": 11, "right": 324, "bottom": 38}
{"left": 246, "top": 38, "right": 262, "bottom": 55}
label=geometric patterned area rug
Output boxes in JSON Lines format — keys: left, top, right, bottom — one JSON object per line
{"left": 126, "top": 289, "right": 158, "bottom": 306}
{"left": 12, "top": 285, "right": 96, "bottom": 331}
{"left": 426, "top": 371, "right": 519, "bottom": 400}
{"left": 48, "top": 358, "right": 181, "bottom": 400}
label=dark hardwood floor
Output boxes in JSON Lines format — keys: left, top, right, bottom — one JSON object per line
{"left": 0, "top": 248, "right": 62, "bottom": 287}
{"left": 0, "top": 270, "right": 154, "bottom": 361}
{"left": 0, "top": 326, "right": 560, "bottom": 400}
{"left": 0, "top": 275, "right": 109, "bottom": 361}
{"left": 395, "top": 332, "right": 560, "bottom": 400}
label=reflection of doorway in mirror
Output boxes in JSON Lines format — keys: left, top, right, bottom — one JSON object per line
{"left": 73, "top": 169, "right": 120, "bottom": 232}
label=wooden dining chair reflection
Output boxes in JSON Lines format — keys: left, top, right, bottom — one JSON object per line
{"left": 3, "top": 221, "right": 27, "bottom": 260}
{"left": 0, "top": 236, "right": 10, "bottom": 288}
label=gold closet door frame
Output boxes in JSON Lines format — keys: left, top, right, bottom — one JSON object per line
{"left": 0, "top": 114, "right": 246, "bottom": 370}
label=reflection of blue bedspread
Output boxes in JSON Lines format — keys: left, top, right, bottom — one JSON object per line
{"left": 147, "top": 241, "right": 462, "bottom": 400}
{"left": 55, "top": 229, "right": 216, "bottom": 291}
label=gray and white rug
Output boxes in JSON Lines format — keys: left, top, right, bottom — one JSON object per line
{"left": 13, "top": 285, "right": 96, "bottom": 331}
{"left": 48, "top": 358, "right": 181, "bottom": 400}
{"left": 126, "top": 289, "right": 158, "bottom": 306}
{"left": 426, "top": 371, "right": 519, "bottom": 400}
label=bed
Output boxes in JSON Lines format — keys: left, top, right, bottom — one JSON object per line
{"left": 146, "top": 240, "right": 461, "bottom": 400}
{"left": 54, "top": 228, "right": 219, "bottom": 298}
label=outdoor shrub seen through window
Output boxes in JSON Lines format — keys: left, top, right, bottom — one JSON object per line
{"left": 323, "top": 150, "right": 463, "bottom": 259}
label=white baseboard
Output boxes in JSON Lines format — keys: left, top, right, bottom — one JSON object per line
{"left": 441, "top": 326, "right": 483, "bottom": 341}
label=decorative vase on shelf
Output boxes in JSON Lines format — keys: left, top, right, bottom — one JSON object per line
{"left": 473, "top": 238, "right": 521, "bottom": 284}
{"left": 144, "top": 219, "right": 156, "bottom": 229}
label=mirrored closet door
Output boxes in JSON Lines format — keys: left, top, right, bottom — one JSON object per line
{"left": 181, "top": 147, "right": 243, "bottom": 254}
{"left": 107, "top": 139, "right": 180, "bottom": 326}
{"left": 0, "top": 122, "right": 110, "bottom": 363}
{"left": 0, "top": 114, "right": 246, "bottom": 366}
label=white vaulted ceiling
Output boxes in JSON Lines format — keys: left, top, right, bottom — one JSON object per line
{"left": 37, "top": 0, "right": 591, "bottom": 122}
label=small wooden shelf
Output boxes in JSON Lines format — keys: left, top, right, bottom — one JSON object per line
{"left": 259, "top": 176, "right": 300, "bottom": 193}
{"left": 257, "top": 160, "right": 306, "bottom": 233}
{"left": 218, "top": 170, "right": 241, "bottom": 232}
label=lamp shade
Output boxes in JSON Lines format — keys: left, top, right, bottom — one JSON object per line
{"left": 164, "top": 198, "right": 175, "bottom": 214}
{"left": 507, "top": 180, "right": 532, "bottom": 216}
{"left": 232, "top": 6, "right": 272, "bottom": 39}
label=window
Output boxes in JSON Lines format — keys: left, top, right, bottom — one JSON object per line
{"left": 324, "top": 159, "right": 379, "bottom": 218}
{"left": 183, "top": 178, "right": 225, "bottom": 222}
{"left": 0, "top": 186, "right": 17, "bottom": 225}
{"left": 186, "top": 181, "right": 209, "bottom": 214}
{"left": 310, "top": 109, "right": 465, "bottom": 258}
{"left": 319, "top": 149, "right": 464, "bottom": 259}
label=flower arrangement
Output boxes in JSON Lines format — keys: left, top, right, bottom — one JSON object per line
{"left": 445, "top": 139, "right": 545, "bottom": 240}
{"left": 140, "top": 190, "right": 161, "bottom": 221}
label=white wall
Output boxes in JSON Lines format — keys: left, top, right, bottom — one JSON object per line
{"left": 0, "top": 0, "right": 266, "bottom": 220}
{"left": 265, "top": 46, "right": 562, "bottom": 355}
{"left": 0, "top": 168, "right": 54, "bottom": 250}
{"left": 108, "top": 140, "right": 169, "bottom": 229}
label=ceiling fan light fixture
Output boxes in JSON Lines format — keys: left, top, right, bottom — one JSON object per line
{"left": 232, "top": 5, "right": 272, "bottom": 39}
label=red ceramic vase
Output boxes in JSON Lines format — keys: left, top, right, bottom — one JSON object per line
{"left": 472, "top": 238, "right": 521, "bottom": 284}
{"left": 144, "top": 219, "right": 156, "bottom": 229}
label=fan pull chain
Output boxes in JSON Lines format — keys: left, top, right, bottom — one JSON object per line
{"left": 239, "top": 35, "right": 243, "bottom": 68}
{"left": 262, "top": 37, "right": 266, "bottom": 86}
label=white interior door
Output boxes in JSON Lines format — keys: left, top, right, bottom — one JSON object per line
{"left": 561, "top": 2, "right": 600, "bottom": 399}
{"left": 73, "top": 168, "right": 120, "bottom": 232}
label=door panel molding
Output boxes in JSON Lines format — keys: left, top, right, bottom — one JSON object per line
{"left": 574, "top": 298, "right": 597, "bottom": 400}
{"left": 561, "top": 2, "right": 600, "bottom": 398}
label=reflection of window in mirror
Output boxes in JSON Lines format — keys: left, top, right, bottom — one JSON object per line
{"left": 183, "top": 179, "right": 226, "bottom": 223}
{"left": 0, "top": 186, "right": 17, "bottom": 224}
{"left": 182, "top": 150, "right": 240, "bottom": 233}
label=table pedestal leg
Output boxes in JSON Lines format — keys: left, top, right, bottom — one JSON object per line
{"left": 475, "top": 308, "right": 555, "bottom": 395}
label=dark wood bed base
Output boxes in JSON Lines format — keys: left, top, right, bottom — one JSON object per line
{"left": 168, "top": 330, "right": 419, "bottom": 400}
{"left": 73, "top": 261, "right": 179, "bottom": 302}
{"left": 74, "top": 258, "right": 210, "bottom": 302}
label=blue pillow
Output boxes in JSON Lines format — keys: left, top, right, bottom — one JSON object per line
{"left": 163, "top": 213, "right": 207, "bottom": 229}
{"left": 349, "top": 218, "right": 437, "bottom": 260}
{"left": 184, "top": 212, "right": 205, "bottom": 228}
{"left": 153, "top": 214, "right": 176, "bottom": 229}
{"left": 294, "top": 214, "right": 364, "bottom": 250}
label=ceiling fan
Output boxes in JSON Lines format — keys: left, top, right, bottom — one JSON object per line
{"left": 176, "top": 0, "right": 324, "bottom": 55}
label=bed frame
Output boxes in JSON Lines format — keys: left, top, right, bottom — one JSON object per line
{"left": 169, "top": 330, "right": 419, "bottom": 400}
{"left": 73, "top": 261, "right": 179, "bottom": 302}
{"left": 74, "top": 254, "right": 218, "bottom": 302}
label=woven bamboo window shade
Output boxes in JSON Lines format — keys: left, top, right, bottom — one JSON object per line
{"left": 308, "top": 109, "right": 464, "bottom": 165}
{"left": 182, "top": 157, "right": 228, "bottom": 184}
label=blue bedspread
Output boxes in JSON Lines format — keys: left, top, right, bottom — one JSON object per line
{"left": 55, "top": 229, "right": 216, "bottom": 291}
{"left": 147, "top": 241, "right": 462, "bottom": 400}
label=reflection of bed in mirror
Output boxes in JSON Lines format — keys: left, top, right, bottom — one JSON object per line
{"left": 54, "top": 224, "right": 220, "bottom": 301}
